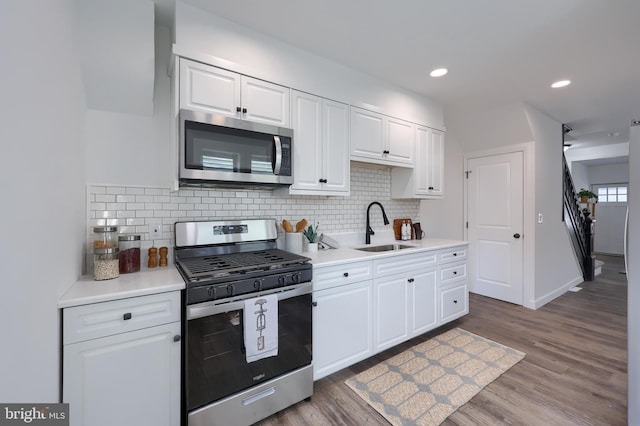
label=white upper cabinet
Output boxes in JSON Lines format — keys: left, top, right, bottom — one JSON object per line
{"left": 387, "top": 116, "right": 415, "bottom": 164}
{"left": 240, "top": 76, "right": 291, "bottom": 127}
{"left": 287, "top": 90, "right": 349, "bottom": 195}
{"left": 350, "top": 107, "right": 385, "bottom": 160}
{"left": 425, "top": 128, "right": 444, "bottom": 196}
{"left": 391, "top": 126, "right": 445, "bottom": 199}
{"left": 350, "top": 106, "right": 414, "bottom": 167}
{"left": 179, "top": 58, "right": 290, "bottom": 127}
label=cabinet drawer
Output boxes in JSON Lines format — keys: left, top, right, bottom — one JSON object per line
{"left": 63, "top": 291, "right": 181, "bottom": 345}
{"left": 439, "top": 262, "right": 467, "bottom": 285}
{"left": 313, "top": 260, "right": 373, "bottom": 291}
{"left": 373, "top": 251, "right": 437, "bottom": 277}
{"left": 440, "top": 283, "right": 468, "bottom": 323}
{"left": 439, "top": 246, "right": 468, "bottom": 263}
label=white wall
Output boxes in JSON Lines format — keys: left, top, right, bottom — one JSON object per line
{"left": 86, "top": 26, "right": 172, "bottom": 187}
{"left": 437, "top": 102, "right": 582, "bottom": 308}
{"left": 564, "top": 142, "right": 629, "bottom": 165}
{"left": 0, "top": 0, "right": 86, "bottom": 401}
{"left": 419, "top": 131, "right": 464, "bottom": 240}
{"left": 569, "top": 161, "right": 590, "bottom": 193}
{"left": 628, "top": 123, "right": 640, "bottom": 425}
{"left": 419, "top": 103, "right": 533, "bottom": 241}
{"left": 525, "top": 106, "right": 582, "bottom": 302}
{"left": 589, "top": 162, "right": 629, "bottom": 185}
{"left": 447, "top": 103, "right": 533, "bottom": 152}
{"left": 174, "top": 1, "right": 443, "bottom": 130}
{"left": 77, "top": 0, "right": 155, "bottom": 116}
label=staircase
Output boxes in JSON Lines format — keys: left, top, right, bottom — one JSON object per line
{"left": 563, "top": 155, "right": 597, "bottom": 281}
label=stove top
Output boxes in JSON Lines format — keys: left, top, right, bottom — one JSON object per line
{"left": 177, "top": 248, "right": 310, "bottom": 283}
{"left": 174, "top": 219, "right": 313, "bottom": 304}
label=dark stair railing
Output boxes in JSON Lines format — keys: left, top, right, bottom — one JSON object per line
{"left": 563, "top": 155, "right": 595, "bottom": 281}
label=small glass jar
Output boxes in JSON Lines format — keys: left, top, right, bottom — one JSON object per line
{"left": 93, "top": 226, "right": 118, "bottom": 249}
{"left": 94, "top": 247, "right": 120, "bottom": 280}
{"left": 119, "top": 234, "right": 141, "bottom": 274}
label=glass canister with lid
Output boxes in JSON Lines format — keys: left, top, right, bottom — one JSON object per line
{"left": 118, "top": 234, "right": 141, "bottom": 274}
{"left": 94, "top": 247, "right": 120, "bottom": 280}
{"left": 93, "top": 226, "right": 118, "bottom": 249}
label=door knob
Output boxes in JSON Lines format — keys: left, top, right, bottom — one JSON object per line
{"left": 513, "top": 233, "right": 521, "bottom": 239}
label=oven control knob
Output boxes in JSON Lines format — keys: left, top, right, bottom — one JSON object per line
{"left": 254, "top": 280, "right": 262, "bottom": 290}
{"left": 226, "top": 284, "right": 234, "bottom": 295}
{"left": 291, "top": 273, "right": 300, "bottom": 283}
{"left": 278, "top": 276, "right": 286, "bottom": 286}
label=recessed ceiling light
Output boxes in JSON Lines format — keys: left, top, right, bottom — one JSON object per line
{"left": 430, "top": 68, "right": 448, "bottom": 78}
{"left": 551, "top": 80, "right": 571, "bottom": 88}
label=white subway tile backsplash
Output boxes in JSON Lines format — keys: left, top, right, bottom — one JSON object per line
{"left": 116, "top": 194, "right": 136, "bottom": 203}
{"left": 144, "top": 188, "right": 163, "bottom": 196}
{"left": 106, "top": 186, "right": 127, "bottom": 195}
{"left": 126, "top": 187, "right": 145, "bottom": 195}
{"left": 136, "top": 195, "right": 154, "bottom": 203}
{"left": 87, "top": 164, "right": 419, "bottom": 251}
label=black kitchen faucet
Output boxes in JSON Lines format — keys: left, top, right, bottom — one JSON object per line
{"left": 365, "top": 201, "right": 390, "bottom": 244}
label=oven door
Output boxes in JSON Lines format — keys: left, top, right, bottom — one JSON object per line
{"left": 185, "top": 282, "right": 312, "bottom": 412}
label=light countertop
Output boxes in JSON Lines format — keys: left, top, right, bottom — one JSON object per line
{"left": 303, "top": 237, "right": 468, "bottom": 268}
{"left": 58, "top": 267, "right": 185, "bottom": 308}
{"left": 59, "top": 237, "right": 467, "bottom": 309}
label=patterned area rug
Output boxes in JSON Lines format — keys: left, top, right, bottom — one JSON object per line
{"left": 345, "top": 328, "right": 525, "bottom": 425}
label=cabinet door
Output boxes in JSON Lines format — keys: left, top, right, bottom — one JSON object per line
{"left": 409, "top": 268, "right": 438, "bottom": 336}
{"left": 373, "top": 276, "right": 408, "bottom": 352}
{"left": 414, "top": 126, "right": 431, "bottom": 195}
{"left": 63, "top": 322, "right": 181, "bottom": 426}
{"left": 291, "top": 91, "right": 323, "bottom": 191}
{"left": 350, "top": 107, "right": 385, "bottom": 160}
{"left": 322, "top": 99, "right": 350, "bottom": 194}
{"left": 241, "top": 76, "right": 290, "bottom": 127}
{"left": 387, "top": 117, "right": 415, "bottom": 165}
{"left": 179, "top": 59, "right": 240, "bottom": 117}
{"left": 439, "top": 283, "right": 468, "bottom": 323}
{"left": 313, "top": 281, "right": 373, "bottom": 380}
{"left": 426, "top": 129, "right": 445, "bottom": 196}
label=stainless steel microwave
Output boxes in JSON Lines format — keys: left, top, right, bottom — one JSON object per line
{"left": 179, "top": 109, "right": 294, "bottom": 187}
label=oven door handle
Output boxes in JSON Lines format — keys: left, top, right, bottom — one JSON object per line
{"left": 187, "top": 282, "right": 311, "bottom": 320}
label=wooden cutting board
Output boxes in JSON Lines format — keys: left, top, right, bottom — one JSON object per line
{"left": 393, "top": 218, "right": 413, "bottom": 240}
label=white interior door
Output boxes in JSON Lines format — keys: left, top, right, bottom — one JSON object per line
{"left": 467, "top": 151, "right": 524, "bottom": 305}
{"left": 593, "top": 183, "right": 628, "bottom": 255}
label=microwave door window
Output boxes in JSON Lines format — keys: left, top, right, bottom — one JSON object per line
{"left": 251, "top": 155, "right": 272, "bottom": 174}
{"left": 185, "top": 125, "right": 276, "bottom": 175}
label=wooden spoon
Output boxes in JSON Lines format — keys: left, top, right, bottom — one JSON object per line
{"left": 282, "top": 220, "right": 294, "bottom": 233}
{"left": 295, "top": 219, "right": 308, "bottom": 232}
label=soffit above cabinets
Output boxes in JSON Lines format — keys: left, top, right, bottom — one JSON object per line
{"left": 76, "top": 0, "right": 155, "bottom": 116}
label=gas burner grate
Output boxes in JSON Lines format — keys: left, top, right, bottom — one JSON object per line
{"left": 177, "top": 249, "right": 309, "bottom": 281}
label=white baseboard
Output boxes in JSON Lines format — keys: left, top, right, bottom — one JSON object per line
{"left": 531, "top": 275, "right": 584, "bottom": 309}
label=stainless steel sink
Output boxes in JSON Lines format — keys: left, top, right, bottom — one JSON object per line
{"left": 355, "top": 243, "right": 415, "bottom": 252}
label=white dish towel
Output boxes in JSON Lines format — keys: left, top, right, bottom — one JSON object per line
{"left": 243, "top": 293, "right": 278, "bottom": 363}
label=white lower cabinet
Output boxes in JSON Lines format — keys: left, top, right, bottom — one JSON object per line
{"left": 312, "top": 245, "right": 467, "bottom": 381}
{"left": 62, "top": 292, "right": 181, "bottom": 426}
{"left": 437, "top": 247, "right": 469, "bottom": 323}
{"left": 373, "top": 267, "right": 437, "bottom": 352}
{"left": 313, "top": 280, "right": 373, "bottom": 380}
{"left": 312, "top": 260, "right": 373, "bottom": 380}
{"left": 439, "top": 282, "right": 468, "bottom": 323}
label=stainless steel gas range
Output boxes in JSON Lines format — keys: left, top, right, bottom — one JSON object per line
{"left": 174, "top": 219, "right": 313, "bottom": 426}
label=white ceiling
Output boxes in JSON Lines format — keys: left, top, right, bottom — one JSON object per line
{"left": 155, "top": 0, "right": 640, "bottom": 150}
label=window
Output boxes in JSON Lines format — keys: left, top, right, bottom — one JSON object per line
{"left": 597, "top": 185, "right": 628, "bottom": 203}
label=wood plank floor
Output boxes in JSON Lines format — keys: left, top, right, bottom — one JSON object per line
{"left": 257, "top": 255, "right": 627, "bottom": 426}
